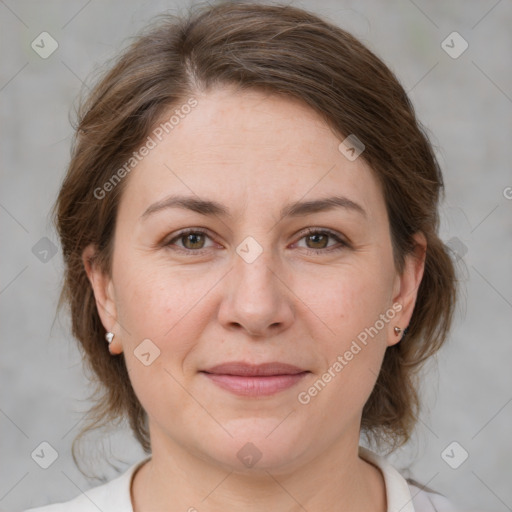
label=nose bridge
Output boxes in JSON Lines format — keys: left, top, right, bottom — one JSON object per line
{"left": 218, "top": 233, "right": 293, "bottom": 335}
{"left": 233, "top": 235, "right": 279, "bottom": 302}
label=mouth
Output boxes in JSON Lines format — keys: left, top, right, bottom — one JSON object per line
{"left": 200, "top": 362, "right": 310, "bottom": 397}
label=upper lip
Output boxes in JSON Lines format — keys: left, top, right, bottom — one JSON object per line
{"left": 202, "top": 362, "right": 308, "bottom": 376}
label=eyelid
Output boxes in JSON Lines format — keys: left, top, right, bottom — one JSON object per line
{"left": 296, "top": 227, "right": 348, "bottom": 243}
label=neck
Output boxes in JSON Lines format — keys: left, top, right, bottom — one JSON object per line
{"left": 131, "top": 432, "right": 386, "bottom": 512}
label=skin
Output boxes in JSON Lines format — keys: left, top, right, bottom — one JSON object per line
{"left": 83, "top": 85, "right": 426, "bottom": 512}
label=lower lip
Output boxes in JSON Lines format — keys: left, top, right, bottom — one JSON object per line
{"left": 201, "top": 372, "right": 309, "bottom": 396}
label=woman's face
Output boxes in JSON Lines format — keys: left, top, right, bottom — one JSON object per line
{"left": 85, "top": 86, "right": 424, "bottom": 473}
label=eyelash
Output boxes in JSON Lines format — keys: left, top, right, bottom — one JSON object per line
{"left": 164, "top": 227, "right": 349, "bottom": 256}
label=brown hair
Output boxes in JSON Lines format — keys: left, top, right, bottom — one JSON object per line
{"left": 54, "top": 0, "right": 457, "bottom": 466}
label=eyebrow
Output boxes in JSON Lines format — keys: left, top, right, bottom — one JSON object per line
{"left": 140, "top": 194, "right": 367, "bottom": 221}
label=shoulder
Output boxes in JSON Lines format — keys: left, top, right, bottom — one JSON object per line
{"left": 358, "top": 446, "right": 460, "bottom": 512}
{"left": 23, "top": 458, "right": 149, "bottom": 512}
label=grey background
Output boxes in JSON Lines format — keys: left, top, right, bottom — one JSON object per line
{"left": 1, "top": 0, "right": 511, "bottom": 511}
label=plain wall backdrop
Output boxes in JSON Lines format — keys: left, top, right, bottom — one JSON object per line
{"left": 1, "top": 0, "right": 511, "bottom": 511}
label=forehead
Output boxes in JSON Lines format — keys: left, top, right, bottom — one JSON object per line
{"left": 117, "top": 86, "right": 385, "bottom": 223}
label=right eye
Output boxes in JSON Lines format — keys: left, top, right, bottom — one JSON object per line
{"left": 164, "top": 228, "right": 216, "bottom": 253}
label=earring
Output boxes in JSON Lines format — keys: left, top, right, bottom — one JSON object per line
{"left": 105, "top": 332, "right": 114, "bottom": 344}
{"left": 394, "top": 326, "right": 402, "bottom": 336}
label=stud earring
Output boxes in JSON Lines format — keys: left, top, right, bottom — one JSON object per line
{"left": 394, "top": 326, "right": 402, "bottom": 336}
{"left": 105, "top": 332, "right": 114, "bottom": 344}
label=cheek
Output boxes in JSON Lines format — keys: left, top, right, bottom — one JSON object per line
{"left": 112, "top": 263, "right": 208, "bottom": 412}
{"left": 292, "top": 262, "right": 394, "bottom": 405}
{"left": 114, "top": 272, "right": 172, "bottom": 338}
{"left": 113, "top": 257, "right": 218, "bottom": 352}
{"left": 296, "top": 263, "right": 394, "bottom": 343}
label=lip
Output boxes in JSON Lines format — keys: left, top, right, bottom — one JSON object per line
{"left": 200, "top": 362, "right": 310, "bottom": 397}
{"left": 203, "top": 362, "right": 307, "bottom": 376}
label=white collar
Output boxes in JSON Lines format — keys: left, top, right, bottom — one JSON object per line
{"left": 359, "top": 445, "right": 416, "bottom": 512}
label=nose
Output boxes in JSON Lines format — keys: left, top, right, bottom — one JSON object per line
{"left": 217, "top": 245, "right": 295, "bottom": 338}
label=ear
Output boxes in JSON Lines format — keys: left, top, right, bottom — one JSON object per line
{"left": 82, "top": 244, "right": 123, "bottom": 355}
{"left": 388, "top": 232, "right": 427, "bottom": 347}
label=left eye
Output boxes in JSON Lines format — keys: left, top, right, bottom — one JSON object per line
{"left": 295, "top": 229, "right": 347, "bottom": 252}
{"left": 165, "top": 228, "right": 347, "bottom": 254}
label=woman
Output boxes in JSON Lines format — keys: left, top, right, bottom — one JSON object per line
{"left": 26, "top": 2, "right": 458, "bottom": 511}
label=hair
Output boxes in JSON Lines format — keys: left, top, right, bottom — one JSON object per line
{"left": 53, "top": 0, "right": 457, "bottom": 468}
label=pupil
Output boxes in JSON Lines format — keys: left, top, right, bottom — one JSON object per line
{"left": 309, "top": 234, "right": 326, "bottom": 248}
{"left": 187, "top": 233, "right": 203, "bottom": 248}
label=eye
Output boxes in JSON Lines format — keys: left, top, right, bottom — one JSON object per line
{"left": 163, "top": 227, "right": 349, "bottom": 255}
{"left": 165, "top": 228, "right": 215, "bottom": 253}
{"left": 295, "top": 228, "right": 349, "bottom": 254}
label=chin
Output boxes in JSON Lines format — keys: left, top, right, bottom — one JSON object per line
{"left": 193, "top": 420, "right": 309, "bottom": 474}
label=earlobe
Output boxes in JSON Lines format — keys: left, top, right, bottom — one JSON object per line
{"left": 389, "top": 232, "right": 427, "bottom": 346}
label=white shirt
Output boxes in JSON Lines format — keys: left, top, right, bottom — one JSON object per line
{"left": 24, "top": 446, "right": 458, "bottom": 511}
